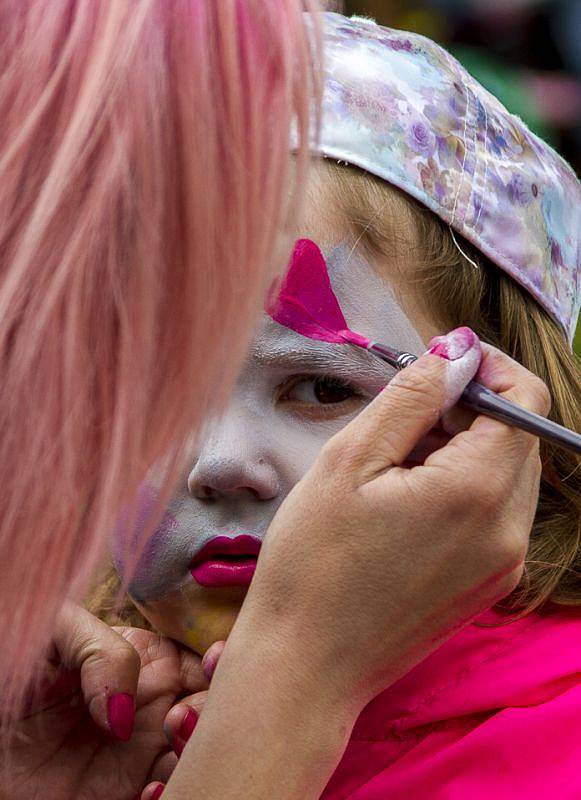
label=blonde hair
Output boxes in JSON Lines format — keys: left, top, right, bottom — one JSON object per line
{"left": 324, "top": 161, "right": 581, "bottom": 612}
{"left": 0, "top": 0, "right": 319, "bottom": 718}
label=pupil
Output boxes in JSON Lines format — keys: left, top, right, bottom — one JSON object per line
{"left": 314, "top": 378, "right": 352, "bottom": 404}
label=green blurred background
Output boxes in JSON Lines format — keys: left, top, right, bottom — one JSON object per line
{"left": 328, "top": 0, "right": 581, "bottom": 352}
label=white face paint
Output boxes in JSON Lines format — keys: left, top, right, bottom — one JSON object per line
{"left": 116, "top": 241, "right": 427, "bottom": 653}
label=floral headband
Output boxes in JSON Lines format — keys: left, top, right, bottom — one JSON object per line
{"left": 311, "top": 13, "right": 580, "bottom": 342}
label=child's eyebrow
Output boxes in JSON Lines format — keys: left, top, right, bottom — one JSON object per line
{"left": 250, "top": 339, "right": 394, "bottom": 384}
{"left": 252, "top": 345, "right": 347, "bottom": 369}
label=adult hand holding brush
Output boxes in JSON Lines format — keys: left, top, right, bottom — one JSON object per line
{"left": 151, "top": 330, "right": 550, "bottom": 800}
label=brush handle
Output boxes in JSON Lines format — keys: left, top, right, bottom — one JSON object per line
{"left": 367, "top": 343, "right": 581, "bottom": 455}
{"left": 460, "top": 382, "right": 581, "bottom": 454}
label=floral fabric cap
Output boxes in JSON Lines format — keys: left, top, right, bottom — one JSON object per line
{"left": 314, "top": 13, "right": 580, "bottom": 341}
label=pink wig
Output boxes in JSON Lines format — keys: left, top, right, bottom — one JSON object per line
{"left": 0, "top": 0, "right": 318, "bottom": 715}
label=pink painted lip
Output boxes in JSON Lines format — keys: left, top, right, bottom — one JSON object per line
{"left": 190, "top": 535, "right": 261, "bottom": 588}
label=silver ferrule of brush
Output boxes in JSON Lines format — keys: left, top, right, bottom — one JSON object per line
{"left": 366, "top": 340, "right": 581, "bottom": 455}
{"left": 367, "top": 342, "right": 417, "bottom": 371}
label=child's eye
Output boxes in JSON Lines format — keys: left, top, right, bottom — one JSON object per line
{"left": 277, "top": 375, "right": 367, "bottom": 420}
{"left": 282, "top": 376, "right": 356, "bottom": 404}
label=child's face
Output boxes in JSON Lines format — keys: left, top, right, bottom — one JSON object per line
{"left": 115, "top": 181, "right": 438, "bottom": 653}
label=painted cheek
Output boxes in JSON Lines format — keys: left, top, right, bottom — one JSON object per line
{"left": 113, "top": 483, "right": 178, "bottom": 575}
{"left": 276, "top": 412, "right": 331, "bottom": 469}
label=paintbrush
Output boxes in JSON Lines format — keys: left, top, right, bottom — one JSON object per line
{"left": 267, "top": 239, "right": 581, "bottom": 456}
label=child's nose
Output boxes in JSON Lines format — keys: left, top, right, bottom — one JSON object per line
{"left": 187, "top": 453, "right": 279, "bottom": 501}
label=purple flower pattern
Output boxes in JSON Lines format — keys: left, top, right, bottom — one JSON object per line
{"left": 311, "top": 13, "right": 580, "bottom": 341}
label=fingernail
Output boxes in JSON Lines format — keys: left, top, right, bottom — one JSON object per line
{"left": 151, "top": 786, "right": 165, "bottom": 800}
{"left": 107, "top": 692, "right": 135, "bottom": 742}
{"left": 427, "top": 327, "right": 482, "bottom": 412}
{"left": 427, "top": 326, "right": 476, "bottom": 361}
{"left": 179, "top": 706, "right": 198, "bottom": 739}
{"left": 202, "top": 649, "right": 220, "bottom": 682}
{"left": 173, "top": 707, "right": 198, "bottom": 756}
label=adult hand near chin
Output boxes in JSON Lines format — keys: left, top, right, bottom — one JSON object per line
{"left": 139, "top": 641, "right": 226, "bottom": 799}
{"left": 4, "top": 602, "right": 209, "bottom": 800}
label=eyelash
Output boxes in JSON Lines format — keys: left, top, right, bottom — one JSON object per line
{"left": 276, "top": 374, "right": 368, "bottom": 419}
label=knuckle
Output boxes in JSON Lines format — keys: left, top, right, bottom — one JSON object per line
{"left": 463, "top": 472, "right": 504, "bottom": 512}
{"left": 497, "top": 563, "right": 525, "bottom": 598}
{"left": 527, "top": 376, "right": 551, "bottom": 416}
{"left": 389, "top": 363, "right": 444, "bottom": 412}
{"left": 489, "top": 520, "right": 529, "bottom": 578}
{"left": 318, "top": 430, "right": 361, "bottom": 476}
{"left": 510, "top": 374, "right": 551, "bottom": 417}
{"left": 497, "top": 534, "right": 528, "bottom": 573}
{"left": 107, "top": 638, "right": 141, "bottom": 673}
{"left": 180, "top": 652, "right": 207, "bottom": 692}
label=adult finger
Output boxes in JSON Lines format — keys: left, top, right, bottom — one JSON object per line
{"left": 117, "top": 625, "right": 208, "bottom": 696}
{"left": 54, "top": 602, "right": 139, "bottom": 740}
{"left": 149, "top": 751, "right": 179, "bottom": 783}
{"left": 161, "top": 641, "right": 225, "bottom": 755}
{"left": 321, "top": 327, "right": 481, "bottom": 482}
{"left": 433, "top": 342, "right": 551, "bottom": 473}
{"left": 164, "top": 691, "right": 207, "bottom": 756}
{"left": 202, "top": 640, "right": 225, "bottom": 682}
{"left": 140, "top": 782, "right": 165, "bottom": 800}
{"left": 476, "top": 343, "right": 551, "bottom": 412}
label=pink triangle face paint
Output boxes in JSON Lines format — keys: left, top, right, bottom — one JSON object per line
{"left": 266, "top": 239, "right": 581, "bottom": 456}
{"left": 267, "top": 238, "right": 371, "bottom": 349}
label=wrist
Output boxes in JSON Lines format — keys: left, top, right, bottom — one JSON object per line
{"left": 229, "top": 604, "right": 366, "bottom": 722}
{"left": 226, "top": 613, "right": 360, "bottom": 736}
{"left": 167, "top": 616, "right": 359, "bottom": 800}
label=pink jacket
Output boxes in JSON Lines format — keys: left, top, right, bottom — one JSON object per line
{"left": 322, "top": 607, "right": 581, "bottom": 799}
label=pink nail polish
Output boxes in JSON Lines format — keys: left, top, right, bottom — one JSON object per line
{"left": 426, "top": 326, "right": 482, "bottom": 412}
{"left": 427, "top": 326, "right": 476, "bottom": 361}
{"left": 150, "top": 786, "right": 165, "bottom": 800}
{"left": 173, "top": 707, "right": 198, "bottom": 756}
{"left": 107, "top": 692, "right": 135, "bottom": 742}
{"left": 179, "top": 707, "right": 198, "bottom": 738}
{"left": 173, "top": 735, "right": 186, "bottom": 757}
{"left": 202, "top": 649, "right": 220, "bottom": 682}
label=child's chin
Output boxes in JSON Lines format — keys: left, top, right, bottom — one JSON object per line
{"left": 134, "top": 593, "right": 244, "bottom": 656}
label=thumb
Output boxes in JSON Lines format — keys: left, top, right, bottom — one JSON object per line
{"left": 54, "top": 602, "right": 140, "bottom": 740}
{"left": 324, "top": 327, "right": 481, "bottom": 483}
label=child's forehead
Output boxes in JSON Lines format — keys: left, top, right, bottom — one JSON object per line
{"left": 255, "top": 238, "right": 427, "bottom": 364}
{"left": 296, "top": 171, "right": 347, "bottom": 246}
{"left": 249, "top": 317, "right": 389, "bottom": 384}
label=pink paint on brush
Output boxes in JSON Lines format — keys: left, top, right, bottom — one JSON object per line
{"left": 267, "top": 239, "right": 371, "bottom": 348}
